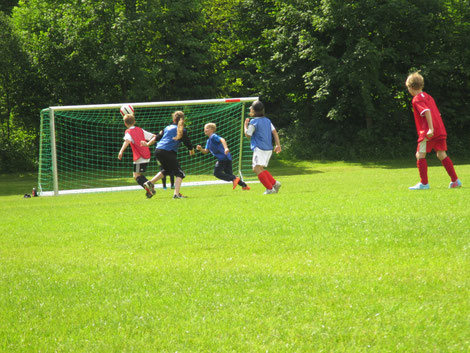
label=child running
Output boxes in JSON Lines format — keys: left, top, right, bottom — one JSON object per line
{"left": 405, "top": 72, "right": 462, "bottom": 190}
{"left": 143, "top": 111, "right": 195, "bottom": 199}
{"left": 196, "top": 123, "right": 250, "bottom": 190}
{"left": 118, "top": 113, "right": 157, "bottom": 198}
{"left": 244, "top": 100, "right": 282, "bottom": 194}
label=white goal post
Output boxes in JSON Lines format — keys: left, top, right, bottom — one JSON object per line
{"left": 38, "top": 97, "right": 259, "bottom": 196}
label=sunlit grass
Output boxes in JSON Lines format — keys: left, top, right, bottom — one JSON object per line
{"left": 1, "top": 160, "right": 469, "bottom": 352}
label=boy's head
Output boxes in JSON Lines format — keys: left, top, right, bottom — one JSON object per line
{"left": 204, "top": 123, "right": 216, "bottom": 136}
{"left": 406, "top": 72, "right": 424, "bottom": 95}
{"left": 249, "top": 100, "right": 265, "bottom": 117}
{"left": 123, "top": 113, "right": 136, "bottom": 127}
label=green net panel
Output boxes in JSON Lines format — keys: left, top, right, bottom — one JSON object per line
{"left": 38, "top": 98, "right": 258, "bottom": 196}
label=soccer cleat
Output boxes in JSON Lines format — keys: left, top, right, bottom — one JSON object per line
{"left": 232, "top": 177, "right": 240, "bottom": 189}
{"left": 171, "top": 185, "right": 175, "bottom": 189}
{"left": 263, "top": 188, "right": 276, "bottom": 194}
{"left": 409, "top": 182, "right": 430, "bottom": 190}
{"left": 173, "top": 193, "right": 187, "bottom": 199}
{"left": 273, "top": 180, "right": 281, "bottom": 193}
{"left": 144, "top": 181, "right": 156, "bottom": 195}
{"left": 449, "top": 179, "right": 462, "bottom": 188}
{"left": 242, "top": 185, "right": 251, "bottom": 191}
{"left": 146, "top": 192, "right": 153, "bottom": 199}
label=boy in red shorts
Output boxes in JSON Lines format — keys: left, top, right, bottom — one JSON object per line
{"left": 406, "top": 72, "right": 462, "bottom": 190}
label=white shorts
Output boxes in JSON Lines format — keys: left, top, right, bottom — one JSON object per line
{"left": 252, "top": 147, "right": 272, "bottom": 169}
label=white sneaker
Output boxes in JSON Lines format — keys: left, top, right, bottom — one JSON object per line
{"left": 273, "top": 181, "right": 281, "bottom": 193}
{"left": 263, "top": 189, "right": 276, "bottom": 194}
{"left": 408, "top": 182, "right": 430, "bottom": 190}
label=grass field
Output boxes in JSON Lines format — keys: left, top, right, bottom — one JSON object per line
{"left": 1, "top": 160, "right": 469, "bottom": 352}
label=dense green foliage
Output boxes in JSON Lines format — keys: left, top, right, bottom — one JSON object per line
{"left": 1, "top": 0, "right": 470, "bottom": 171}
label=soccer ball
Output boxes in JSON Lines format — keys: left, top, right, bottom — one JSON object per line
{"left": 120, "top": 104, "right": 134, "bottom": 117}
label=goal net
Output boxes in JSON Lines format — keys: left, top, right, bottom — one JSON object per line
{"left": 38, "top": 97, "right": 258, "bottom": 196}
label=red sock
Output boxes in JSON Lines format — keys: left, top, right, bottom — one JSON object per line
{"left": 441, "top": 157, "right": 458, "bottom": 182}
{"left": 258, "top": 171, "right": 273, "bottom": 189}
{"left": 264, "top": 171, "right": 276, "bottom": 186}
{"left": 417, "top": 158, "right": 428, "bottom": 185}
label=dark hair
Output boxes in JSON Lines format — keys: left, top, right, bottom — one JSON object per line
{"left": 250, "top": 100, "right": 265, "bottom": 117}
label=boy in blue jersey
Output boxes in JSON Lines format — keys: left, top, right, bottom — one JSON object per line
{"left": 244, "top": 100, "right": 281, "bottom": 194}
{"left": 196, "top": 123, "right": 250, "bottom": 190}
{"left": 144, "top": 111, "right": 195, "bottom": 199}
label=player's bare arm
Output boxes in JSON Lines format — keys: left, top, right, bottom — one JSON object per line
{"left": 220, "top": 137, "right": 230, "bottom": 154}
{"left": 244, "top": 118, "right": 251, "bottom": 138}
{"left": 272, "top": 129, "right": 281, "bottom": 153}
{"left": 424, "top": 111, "right": 434, "bottom": 138}
{"left": 196, "top": 145, "right": 209, "bottom": 154}
{"left": 118, "top": 140, "right": 130, "bottom": 160}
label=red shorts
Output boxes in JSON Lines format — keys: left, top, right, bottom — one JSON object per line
{"left": 417, "top": 138, "right": 447, "bottom": 154}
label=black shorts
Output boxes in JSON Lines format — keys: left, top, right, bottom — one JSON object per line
{"left": 133, "top": 162, "right": 148, "bottom": 173}
{"left": 155, "top": 149, "right": 185, "bottom": 179}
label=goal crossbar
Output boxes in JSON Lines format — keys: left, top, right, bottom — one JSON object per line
{"left": 49, "top": 97, "right": 258, "bottom": 112}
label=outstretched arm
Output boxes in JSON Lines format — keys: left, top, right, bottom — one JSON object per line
{"left": 181, "top": 130, "right": 195, "bottom": 155}
{"left": 196, "top": 145, "right": 209, "bottom": 154}
{"left": 141, "top": 133, "right": 157, "bottom": 147}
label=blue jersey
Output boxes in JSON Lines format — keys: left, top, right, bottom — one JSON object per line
{"left": 205, "top": 133, "right": 232, "bottom": 161}
{"left": 248, "top": 117, "right": 273, "bottom": 151}
{"left": 156, "top": 124, "right": 182, "bottom": 152}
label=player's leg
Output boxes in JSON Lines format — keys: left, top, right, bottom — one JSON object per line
{"left": 410, "top": 142, "right": 430, "bottom": 190}
{"left": 165, "top": 153, "right": 186, "bottom": 198}
{"left": 436, "top": 144, "right": 461, "bottom": 187}
{"left": 149, "top": 149, "right": 167, "bottom": 184}
{"left": 252, "top": 149, "right": 277, "bottom": 193}
{"left": 162, "top": 174, "right": 167, "bottom": 189}
{"left": 214, "top": 160, "right": 234, "bottom": 182}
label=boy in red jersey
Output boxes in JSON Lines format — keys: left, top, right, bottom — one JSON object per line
{"left": 118, "top": 113, "right": 157, "bottom": 198}
{"left": 405, "top": 72, "right": 462, "bottom": 190}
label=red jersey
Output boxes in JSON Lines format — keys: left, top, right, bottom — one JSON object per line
{"left": 412, "top": 91, "right": 447, "bottom": 142}
{"left": 125, "top": 126, "right": 151, "bottom": 161}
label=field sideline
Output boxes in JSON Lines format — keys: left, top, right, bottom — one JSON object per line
{"left": 1, "top": 160, "right": 469, "bottom": 352}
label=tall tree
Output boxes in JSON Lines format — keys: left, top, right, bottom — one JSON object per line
{"left": 12, "top": 0, "right": 219, "bottom": 105}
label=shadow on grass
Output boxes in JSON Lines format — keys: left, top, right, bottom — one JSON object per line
{"left": 268, "top": 159, "right": 324, "bottom": 176}
{"left": 344, "top": 157, "right": 470, "bottom": 170}
{"left": 0, "top": 173, "right": 38, "bottom": 196}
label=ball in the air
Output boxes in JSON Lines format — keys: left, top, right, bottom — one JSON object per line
{"left": 120, "top": 104, "right": 134, "bottom": 117}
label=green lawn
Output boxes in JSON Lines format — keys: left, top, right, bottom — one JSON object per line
{"left": 1, "top": 160, "right": 469, "bottom": 352}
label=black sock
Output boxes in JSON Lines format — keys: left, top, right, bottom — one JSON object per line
{"left": 136, "top": 175, "right": 148, "bottom": 187}
{"left": 239, "top": 180, "right": 247, "bottom": 187}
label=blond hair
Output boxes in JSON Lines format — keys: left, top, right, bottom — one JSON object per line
{"left": 123, "top": 114, "right": 135, "bottom": 126}
{"left": 406, "top": 71, "right": 424, "bottom": 90}
{"left": 205, "top": 123, "right": 216, "bottom": 132}
{"left": 172, "top": 111, "right": 185, "bottom": 140}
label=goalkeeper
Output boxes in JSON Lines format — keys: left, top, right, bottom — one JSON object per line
{"left": 196, "top": 123, "right": 250, "bottom": 190}
{"left": 118, "top": 113, "right": 157, "bottom": 198}
{"left": 144, "top": 111, "right": 195, "bottom": 199}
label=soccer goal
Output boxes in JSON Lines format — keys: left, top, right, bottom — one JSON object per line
{"left": 38, "top": 97, "right": 258, "bottom": 196}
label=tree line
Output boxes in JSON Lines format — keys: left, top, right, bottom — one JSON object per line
{"left": 1, "top": 0, "right": 469, "bottom": 172}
